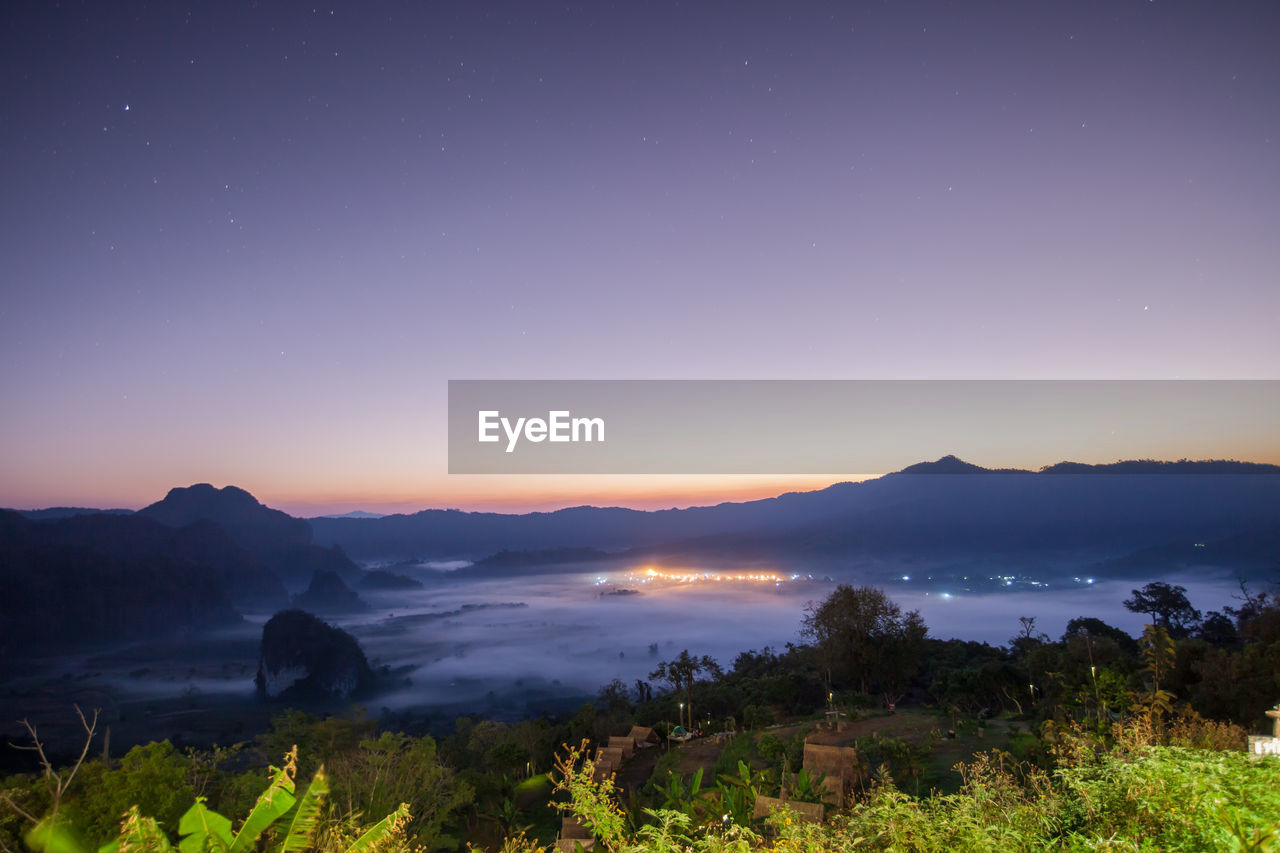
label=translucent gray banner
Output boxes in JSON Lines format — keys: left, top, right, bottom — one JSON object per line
{"left": 447, "top": 380, "right": 1279, "bottom": 474}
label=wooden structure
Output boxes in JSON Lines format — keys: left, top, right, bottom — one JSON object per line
{"left": 608, "top": 735, "right": 636, "bottom": 759}
{"left": 627, "top": 725, "right": 659, "bottom": 747}
{"left": 802, "top": 742, "right": 861, "bottom": 807}
{"left": 555, "top": 817, "right": 595, "bottom": 851}
{"left": 591, "top": 745, "right": 625, "bottom": 781}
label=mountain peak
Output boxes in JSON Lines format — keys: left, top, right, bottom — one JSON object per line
{"left": 158, "top": 483, "right": 261, "bottom": 507}
{"left": 140, "top": 483, "right": 314, "bottom": 553}
{"left": 897, "top": 455, "right": 991, "bottom": 474}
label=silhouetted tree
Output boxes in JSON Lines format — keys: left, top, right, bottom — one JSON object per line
{"left": 1196, "top": 610, "right": 1240, "bottom": 647}
{"left": 800, "top": 585, "right": 927, "bottom": 698}
{"left": 650, "top": 649, "right": 722, "bottom": 728}
{"left": 597, "top": 679, "right": 631, "bottom": 713}
{"left": 1063, "top": 616, "right": 1139, "bottom": 654}
{"left": 1124, "top": 582, "right": 1201, "bottom": 638}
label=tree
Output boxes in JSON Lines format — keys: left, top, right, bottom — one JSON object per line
{"left": 1138, "top": 624, "right": 1176, "bottom": 718}
{"left": 1123, "top": 582, "right": 1201, "bottom": 637}
{"left": 800, "top": 585, "right": 927, "bottom": 698}
{"left": 1009, "top": 616, "right": 1050, "bottom": 659}
{"left": 650, "top": 650, "right": 722, "bottom": 729}
{"left": 1196, "top": 610, "right": 1240, "bottom": 647}
{"left": 1063, "top": 616, "right": 1138, "bottom": 654}
{"left": 596, "top": 679, "right": 631, "bottom": 714}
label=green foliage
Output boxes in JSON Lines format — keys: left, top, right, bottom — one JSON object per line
{"left": 739, "top": 706, "right": 773, "bottom": 731}
{"left": 70, "top": 742, "right": 194, "bottom": 844}
{"left": 31, "top": 749, "right": 409, "bottom": 853}
{"left": 714, "top": 762, "right": 765, "bottom": 828}
{"left": 549, "top": 742, "right": 629, "bottom": 849}
{"left": 261, "top": 713, "right": 376, "bottom": 781}
{"left": 801, "top": 585, "right": 927, "bottom": 697}
{"left": 785, "top": 768, "right": 826, "bottom": 806}
{"left": 535, "top": 717, "right": 1280, "bottom": 853}
{"left": 325, "top": 732, "right": 472, "bottom": 851}
{"left": 1191, "top": 640, "right": 1280, "bottom": 729}
{"left": 652, "top": 768, "right": 704, "bottom": 821}
{"left": 109, "top": 807, "right": 174, "bottom": 853}
{"left": 754, "top": 734, "right": 784, "bottom": 764}
{"left": 176, "top": 799, "right": 233, "bottom": 853}
{"left": 710, "top": 735, "right": 756, "bottom": 781}
{"left": 1056, "top": 746, "right": 1280, "bottom": 851}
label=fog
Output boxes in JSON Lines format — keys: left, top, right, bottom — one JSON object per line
{"left": 329, "top": 561, "right": 1246, "bottom": 714}
{"left": 347, "top": 571, "right": 819, "bottom": 713}
{"left": 18, "top": 561, "right": 1245, "bottom": 730}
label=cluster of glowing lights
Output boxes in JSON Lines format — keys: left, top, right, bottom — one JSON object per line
{"left": 594, "top": 566, "right": 806, "bottom": 587}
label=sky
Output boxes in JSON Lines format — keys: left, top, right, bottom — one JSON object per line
{"left": 2, "top": 1, "right": 1278, "bottom": 515}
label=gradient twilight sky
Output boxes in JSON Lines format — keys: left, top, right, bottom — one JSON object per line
{"left": 2, "top": 1, "right": 1278, "bottom": 515}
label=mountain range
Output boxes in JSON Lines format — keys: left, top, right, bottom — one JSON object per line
{"left": 308, "top": 458, "right": 1280, "bottom": 571}
{"left": 4, "top": 457, "right": 1279, "bottom": 654}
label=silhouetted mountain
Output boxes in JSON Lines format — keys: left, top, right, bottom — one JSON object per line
{"left": 0, "top": 510, "right": 260, "bottom": 655}
{"left": 1095, "top": 528, "right": 1280, "bottom": 576}
{"left": 255, "top": 609, "right": 374, "bottom": 700}
{"left": 292, "top": 570, "right": 367, "bottom": 614}
{"left": 898, "top": 455, "right": 1031, "bottom": 475}
{"left": 309, "top": 458, "right": 1280, "bottom": 577}
{"left": 321, "top": 510, "right": 386, "bottom": 519}
{"left": 141, "top": 484, "right": 309, "bottom": 548}
{"left": 141, "top": 484, "right": 364, "bottom": 587}
{"left": 1038, "top": 459, "right": 1280, "bottom": 475}
{"left": 308, "top": 484, "right": 876, "bottom": 560}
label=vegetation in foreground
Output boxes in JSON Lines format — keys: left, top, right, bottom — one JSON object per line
{"left": 3, "top": 579, "right": 1280, "bottom": 851}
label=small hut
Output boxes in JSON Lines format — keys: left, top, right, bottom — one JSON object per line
{"left": 627, "top": 725, "right": 659, "bottom": 748}
{"left": 802, "top": 742, "right": 860, "bottom": 807}
{"left": 608, "top": 735, "right": 636, "bottom": 759}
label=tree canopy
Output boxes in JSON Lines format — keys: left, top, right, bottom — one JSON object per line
{"left": 1123, "top": 582, "right": 1202, "bottom": 637}
{"left": 800, "top": 584, "right": 927, "bottom": 700}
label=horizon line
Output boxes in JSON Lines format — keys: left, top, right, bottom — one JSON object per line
{"left": 7, "top": 454, "right": 1279, "bottom": 519}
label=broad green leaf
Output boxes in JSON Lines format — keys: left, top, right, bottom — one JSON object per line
{"left": 228, "top": 764, "right": 297, "bottom": 853}
{"left": 278, "top": 769, "right": 329, "bottom": 853}
{"left": 344, "top": 804, "right": 409, "bottom": 853}
{"left": 178, "top": 799, "right": 233, "bottom": 853}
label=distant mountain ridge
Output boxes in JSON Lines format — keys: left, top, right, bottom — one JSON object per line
{"left": 899, "top": 455, "right": 1280, "bottom": 475}
{"left": 18, "top": 507, "right": 135, "bottom": 520}
{"left": 7, "top": 458, "right": 1279, "bottom": 589}
{"left": 307, "top": 457, "right": 1280, "bottom": 564}
{"left": 139, "top": 483, "right": 364, "bottom": 586}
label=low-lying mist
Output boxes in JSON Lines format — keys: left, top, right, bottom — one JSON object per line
{"left": 3, "top": 559, "right": 1246, "bottom": 745}
{"left": 333, "top": 559, "right": 1244, "bottom": 714}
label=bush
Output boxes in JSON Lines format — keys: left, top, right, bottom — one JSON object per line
{"left": 526, "top": 731, "right": 1280, "bottom": 852}
{"left": 741, "top": 705, "right": 774, "bottom": 730}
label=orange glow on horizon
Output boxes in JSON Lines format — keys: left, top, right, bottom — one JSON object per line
{"left": 262, "top": 474, "right": 874, "bottom": 516}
